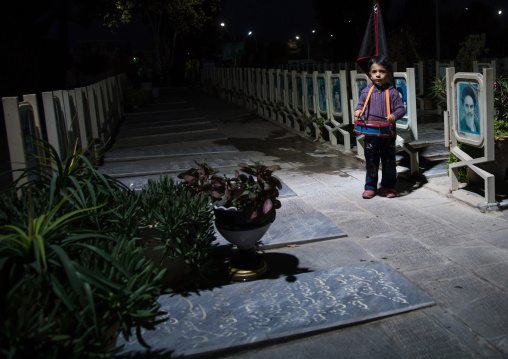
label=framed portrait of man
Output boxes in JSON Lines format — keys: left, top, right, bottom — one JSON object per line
{"left": 452, "top": 72, "right": 486, "bottom": 147}
{"left": 356, "top": 79, "right": 368, "bottom": 102}
{"left": 296, "top": 75, "right": 303, "bottom": 108}
{"left": 457, "top": 82, "right": 480, "bottom": 135}
{"left": 265, "top": 72, "right": 270, "bottom": 100}
{"left": 279, "top": 74, "right": 284, "bottom": 102}
{"left": 317, "top": 76, "right": 326, "bottom": 113}
{"left": 306, "top": 75, "right": 314, "bottom": 110}
{"left": 286, "top": 73, "right": 293, "bottom": 105}
{"left": 394, "top": 77, "right": 408, "bottom": 126}
{"left": 331, "top": 77, "right": 342, "bottom": 114}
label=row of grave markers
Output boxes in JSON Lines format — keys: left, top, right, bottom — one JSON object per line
{"left": 2, "top": 74, "right": 127, "bottom": 185}
{"left": 204, "top": 64, "right": 500, "bottom": 206}
{"left": 202, "top": 66, "right": 420, "bottom": 175}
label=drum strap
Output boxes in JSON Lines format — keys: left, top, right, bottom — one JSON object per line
{"left": 356, "top": 86, "right": 390, "bottom": 120}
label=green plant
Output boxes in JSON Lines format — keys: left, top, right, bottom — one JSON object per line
{"left": 124, "top": 86, "right": 151, "bottom": 109}
{"left": 456, "top": 33, "right": 489, "bottom": 72}
{"left": 274, "top": 101, "right": 285, "bottom": 113}
{"left": 494, "top": 76, "right": 508, "bottom": 138}
{"left": 178, "top": 161, "right": 282, "bottom": 224}
{"left": 0, "top": 139, "right": 167, "bottom": 358}
{"left": 315, "top": 117, "right": 325, "bottom": 127}
{"left": 301, "top": 114, "right": 314, "bottom": 126}
{"left": 139, "top": 175, "right": 217, "bottom": 274}
{"left": 447, "top": 143, "right": 484, "bottom": 183}
{"left": 428, "top": 76, "right": 447, "bottom": 99}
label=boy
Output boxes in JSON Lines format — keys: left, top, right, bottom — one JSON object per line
{"left": 354, "top": 56, "right": 406, "bottom": 199}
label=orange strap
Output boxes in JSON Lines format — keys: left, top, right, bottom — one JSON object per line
{"left": 356, "top": 87, "right": 391, "bottom": 120}
{"left": 385, "top": 89, "right": 390, "bottom": 116}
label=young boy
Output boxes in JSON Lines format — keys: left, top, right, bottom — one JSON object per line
{"left": 354, "top": 55, "right": 405, "bottom": 199}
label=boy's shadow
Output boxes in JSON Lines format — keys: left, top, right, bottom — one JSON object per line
{"left": 392, "top": 173, "right": 429, "bottom": 197}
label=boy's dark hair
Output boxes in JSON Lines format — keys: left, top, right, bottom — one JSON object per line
{"left": 368, "top": 55, "right": 393, "bottom": 74}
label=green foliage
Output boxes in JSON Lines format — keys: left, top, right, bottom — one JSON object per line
{"left": 301, "top": 114, "right": 314, "bottom": 126}
{"left": 315, "top": 117, "right": 325, "bottom": 127}
{"left": 387, "top": 30, "right": 421, "bottom": 69}
{"left": 494, "top": 117, "right": 508, "bottom": 138}
{"left": 428, "top": 76, "right": 447, "bottom": 99}
{"left": 456, "top": 33, "right": 489, "bottom": 72}
{"left": 102, "top": 0, "right": 222, "bottom": 82}
{"left": 139, "top": 176, "right": 217, "bottom": 273}
{"left": 124, "top": 86, "right": 151, "bottom": 109}
{"left": 494, "top": 76, "right": 508, "bottom": 137}
{"left": 447, "top": 143, "right": 485, "bottom": 183}
{"left": 178, "top": 161, "right": 282, "bottom": 224}
{"left": 0, "top": 141, "right": 167, "bottom": 358}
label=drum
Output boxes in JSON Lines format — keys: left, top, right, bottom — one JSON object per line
{"left": 354, "top": 119, "right": 393, "bottom": 137}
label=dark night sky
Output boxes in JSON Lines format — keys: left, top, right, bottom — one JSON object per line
{"left": 216, "top": 0, "right": 318, "bottom": 42}
{"left": 217, "top": 0, "right": 507, "bottom": 43}
{"left": 63, "top": 0, "right": 508, "bottom": 50}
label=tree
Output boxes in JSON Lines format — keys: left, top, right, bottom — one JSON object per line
{"left": 456, "top": 33, "right": 489, "bottom": 72}
{"left": 102, "top": 0, "right": 223, "bottom": 84}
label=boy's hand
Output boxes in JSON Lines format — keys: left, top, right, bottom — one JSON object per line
{"left": 354, "top": 110, "right": 362, "bottom": 118}
{"left": 387, "top": 114, "right": 396, "bottom": 123}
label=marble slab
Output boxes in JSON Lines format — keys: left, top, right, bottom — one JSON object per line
{"left": 215, "top": 211, "right": 347, "bottom": 250}
{"left": 121, "top": 116, "right": 207, "bottom": 128}
{"left": 103, "top": 145, "right": 239, "bottom": 162}
{"left": 116, "top": 123, "right": 216, "bottom": 140}
{"left": 117, "top": 261, "right": 435, "bottom": 358}
{"left": 112, "top": 132, "right": 227, "bottom": 149}
{"left": 100, "top": 156, "right": 254, "bottom": 178}
{"left": 125, "top": 107, "right": 195, "bottom": 116}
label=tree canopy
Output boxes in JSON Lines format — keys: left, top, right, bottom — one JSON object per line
{"left": 102, "top": 0, "right": 223, "bottom": 83}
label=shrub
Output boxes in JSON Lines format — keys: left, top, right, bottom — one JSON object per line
{"left": 0, "top": 140, "right": 167, "bottom": 358}
{"left": 139, "top": 176, "right": 217, "bottom": 275}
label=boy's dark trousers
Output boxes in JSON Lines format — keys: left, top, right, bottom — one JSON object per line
{"left": 363, "top": 136, "right": 396, "bottom": 191}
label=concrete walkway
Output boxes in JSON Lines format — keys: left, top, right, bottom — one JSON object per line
{"left": 107, "top": 87, "right": 508, "bottom": 358}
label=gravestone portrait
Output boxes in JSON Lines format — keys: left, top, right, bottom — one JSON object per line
{"left": 279, "top": 74, "right": 284, "bottom": 100}
{"left": 356, "top": 79, "right": 368, "bottom": 101}
{"left": 394, "top": 77, "right": 408, "bottom": 126}
{"left": 331, "top": 78, "right": 342, "bottom": 113}
{"left": 297, "top": 77, "right": 303, "bottom": 107}
{"left": 287, "top": 74, "right": 293, "bottom": 104}
{"left": 318, "top": 77, "right": 326, "bottom": 112}
{"left": 307, "top": 76, "right": 314, "bottom": 110}
{"left": 457, "top": 82, "right": 480, "bottom": 135}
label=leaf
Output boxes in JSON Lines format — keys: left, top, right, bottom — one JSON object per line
{"left": 263, "top": 199, "right": 273, "bottom": 214}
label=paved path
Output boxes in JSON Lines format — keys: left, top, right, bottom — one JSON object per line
{"left": 107, "top": 87, "right": 508, "bottom": 358}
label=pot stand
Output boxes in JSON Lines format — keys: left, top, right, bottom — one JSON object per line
{"left": 228, "top": 247, "right": 268, "bottom": 282}
{"left": 214, "top": 211, "right": 271, "bottom": 282}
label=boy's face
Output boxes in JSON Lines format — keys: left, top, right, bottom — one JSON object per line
{"left": 369, "top": 63, "right": 391, "bottom": 87}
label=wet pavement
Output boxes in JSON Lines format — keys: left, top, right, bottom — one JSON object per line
{"left": 105, "top": 87, "right": 508, "bottom": 358}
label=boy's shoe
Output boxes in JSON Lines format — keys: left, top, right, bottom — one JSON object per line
{"left": 384, "top": 189, "right": 396, "bottom": 198}
{"left": 362, "top": 190, "right": 376, "bottom": 199}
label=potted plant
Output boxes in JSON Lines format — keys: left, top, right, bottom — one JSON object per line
{"left": 178, "top": 161, "right": 282, "bottom": 281}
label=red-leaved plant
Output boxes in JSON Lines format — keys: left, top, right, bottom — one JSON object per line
{"left": 178, "top": 161, "right": 282, "bottom": 223}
